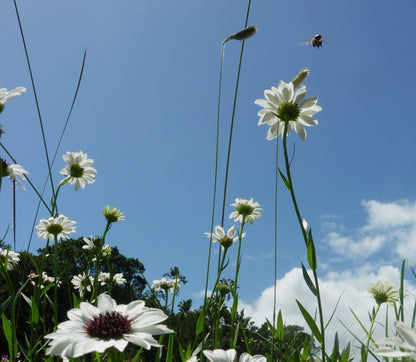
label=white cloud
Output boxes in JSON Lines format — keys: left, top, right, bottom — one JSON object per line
{"left": 323, "top": 199, "right": 416, "bottom": 262}
{"left": 239, "top": 265, "right": 415, "bottom": 360}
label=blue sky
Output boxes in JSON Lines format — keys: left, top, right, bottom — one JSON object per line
{"left": 1, "top": 0, "right": 416, "bottom": 357}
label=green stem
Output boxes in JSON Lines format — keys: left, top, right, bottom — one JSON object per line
{"left": 281, "top": 120, "right": 326, "bottom": 361}
{"left": 230, "top": 220, "right": 246, "bottom": 348}
{"left": 0, "top": 142, "right": 52, "bottom": 214}
{"left": 53, "top": 235, "right": 58, "bottom": 329}
{"left": 271, "top": 137, "right": 279, "bottom": 361}
{"left": 365, "top": 304, "right": 380, "bottom": 360}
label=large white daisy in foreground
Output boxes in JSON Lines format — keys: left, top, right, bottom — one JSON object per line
{"left": 203, "top": 349, "right": 237, "bottom": 362}
{"left": 45, "top": 294, "right": 172, "bottom": 358}
{"left": 255, "top": 80, "right": 321, "bottom": 140}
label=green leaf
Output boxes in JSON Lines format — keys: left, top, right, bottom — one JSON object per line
{"left": 1, "top": 314, "right": 12, "bottom": 347}
{"left": 276, "top": 310, "right": 284, "bottom": 341}
{"left": 72, "top": 292, "right": 80, "bottom": 308}
{"left": 30, "top": 295, "right": 39, "bottom": 324}
{"left": 306, "top": 232, "right": 317, "bottom": 270}
{"left": 196, "top": 310, "right": 204, "bottom": 336}
{"left": 330, "top": 332, "right": 340, "bottom": 360}
{"left": 301, "top": 263, "right": 317, "bottom": 296}
{"left": 0, "top": 296, "right": 11, "bottom": 316}
{"left": 277, "top": 167, "right": 292, "bottom": 190}
{"left": 296, "top": 299, "right": 322, "bottom": 344}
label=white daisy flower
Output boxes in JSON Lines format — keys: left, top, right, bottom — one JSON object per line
{"left": 151, "top": 277, "right": 180, "bottom": 294}
{"left": 1, "top": 160, "right": 29, "bottom": 190}
{"left": 0, "top": 87, "right": 26, "bottom": 112}
{"left": 375, "top": 320, "right": 416, "bottom": 359}
{"left": 71, "top": 272, "right": 93, "bottom": 298}
{"left": 36, "top": 215, "right": 76, "bottom": 241}
{"left": 44, "top": 293, "right": 172, "bottom": 358}
{"left": 203, "top": 349, "right": 236, "bottom": 362}
{"left": 229, "top": 198, "right": 262, "bottom": 224}
{"left": 98, "top": 272, "right": 127, "bottom": 286}
{"left": 255, "top": 80, "right": 321, "bottom": 140}
{"left": 0, "top": 248, "right": 20, "bottom": 271}
{"left": 103, "top": 205, "right": 125, "bottom": 223}
{"left": 205, "top": 225, "right": 244, "bottom": 250}
{"left": 28, "top": 272, "right": 61, "bottom": 288}
{"left": 239, "top": 353, "right": 267, "bottom": 362}
{"left": 59, "top": 151, "right": 96, "bottom": 191}
{"left": 367, "top": 280, "right": 399, "bottom": 306}
{"left": 82, "top": 236, "right": 111, "bottom": 259}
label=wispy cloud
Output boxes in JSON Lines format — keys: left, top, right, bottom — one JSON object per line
{"left": 323, "top": 199, "right": 416, "bottom": 262}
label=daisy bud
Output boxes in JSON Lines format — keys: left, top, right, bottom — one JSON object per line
{"left": 223, "top": 25, "right": 258, "bottom": 44}
{"left": 291, "top": 69, "right": 309, "bottom": 89}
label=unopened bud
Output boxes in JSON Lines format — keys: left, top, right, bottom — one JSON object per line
{"left": 223, "top": 25, "right": 258, "bottom": 44}
{"left": 291, "top": 69, "right": 309, "bottom": 89}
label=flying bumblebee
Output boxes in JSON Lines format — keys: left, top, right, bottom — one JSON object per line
{"left": 300, "top": 34, "right": 327, "bottom": 49}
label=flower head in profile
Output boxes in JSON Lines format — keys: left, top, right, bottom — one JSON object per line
{"left": 375, "top": 320, "right": 416, "bottom": 359}
{"left": 367, "top": 280, "right": 399, "bottom": 306}
{"left": 186, "top": 357, "right": 198, "bottom": 362}
{"left": 240, "top": 353, "right": 267, "bottom": 362}
{"left": 44, "top": 293, "right": 172, "bottom": 358}
{"left": 99, "top": 272, "right": 127, "bottom": 286}
{"left": 229, "top": 198, "right": 262, "bottom": 224}
{"left": 1, "top": 159, "right": 29, "bottom": 189}
{"left": 82, "top": 236, "right": 111, "bottom": 259}
{"left": 71, "top": 272, "right": 93, "bottom": 298}
{"left": 205, "top": 225, "right": 244, "bottom": 250}
{"left": 59, "top": 151, "right": 96, "bottom": 191}
{"left": 0, "top": 248, "right": 20, "bottom": 271}
{"left": 0, "top": 87, "right": 26, "bottom": 113}
{"left": 28, "top": 272, "right": 61, "bottom": 289}
{"left": 103, "top": 205, "right": 125, "bottom": 223}
{"left": 36, "top": 215, "right": 76, "bottom": 241}
{"left": 255, "top": 78, "right": 321, "bottom": 140}
{"left": 203, "top": 349, "right": 236, "bottom": 362}
{"left": 152, "top": 277, "right": 180, "bottom": 294}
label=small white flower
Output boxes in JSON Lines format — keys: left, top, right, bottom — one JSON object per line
{"left": 0, "top": 248, "right": 20, "bottom": 271}
{"left": 103, "top": 205, "right": 125, "bottom": 223}
{"left": 239, "top": 353, "right": 267, "bottom": 362}
{"left": 0, "top": 87, "right": 26, "bottom": 111}
{"left": 255, "top": 80, "right": 321, "bottom": 140}
{"left": 229, "top": 198, "right": 262, "bottom": 224}
{"left": 28, "top": 272, "right": 61, "bottom": 288}
{"left": 375, "top": 320, "right": 416, "bottom": 358}
{"left": 205, "top": 225, "right": 244, "bottom": 250}
{"left": 71, "top": 272, "right": 93, "bottom": 298}
{"left": 367, "top": 280, "right": 399, "bottom": 306}
{"left": 186, "top": 356, "right": 199, "bottom": 362}
{"left": 82, "top": 236, "right": 111, "bottom": 259}
{"left": 36, "top": 215, "right": 76, "bottom": 241}
{"left": 59, "top": 151, "right": 96, "bottom": 191}
{"left": 98, "top": 272, "right": 127, "bottom": 286}
{"left": 1, "top": 160, "right": 29, "bottom": 190}
{"left": 152, "top": 277, "right": 180, "bottom": 294}
{"left": 44, "top": 293, "right": 172, "bottom": 358}
{"left": 203, "top": 349, "right": 236, "bottom": 362}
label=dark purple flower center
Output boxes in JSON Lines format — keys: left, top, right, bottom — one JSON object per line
{"left": 85, "top": 311, "right": 132, "bottom": 340}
